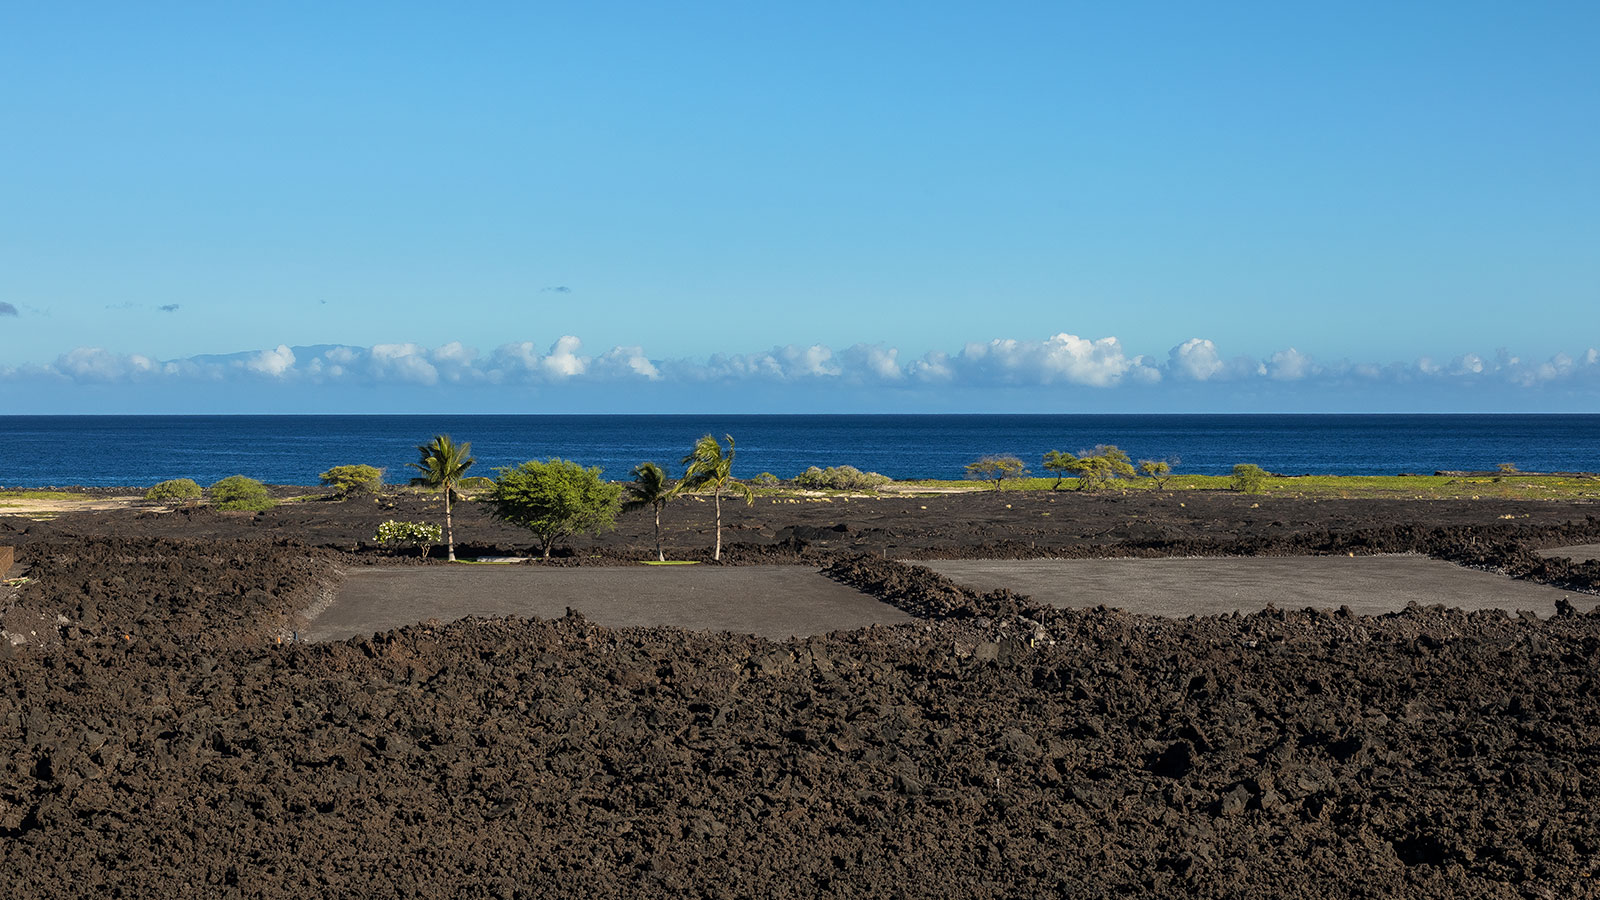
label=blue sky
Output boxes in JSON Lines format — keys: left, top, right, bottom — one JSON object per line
{"left": 1, "top": 2, "right": 1597, "bottom": 413}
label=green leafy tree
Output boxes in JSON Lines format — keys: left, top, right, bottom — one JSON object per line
{"left": 1042, "top": 445, "right": 1135, "bottom": 491}
{"left": 1231, "top": 463, "right": 1268, "bottom": 494}
{"left": 1041, "top": 450, "right": 1078, "bottom": 491}
{"left": 1138, "top": 458, "right": 1176, "bottom": 489}
{"left": 374, "top": 520, "right": 442, "bottom": 558}
{"left": 319, "top": 464, "right": 384, "bottom": 498}
{"left": 488, "top": 458, "right": 623, "bottom": 559}
{"left": 964, "top": 455, "right": 1028, "bottom": 491}
{"left": 1075, "top": 444, "right": 1136, "bottom": 491}
{"left": 145, "top": 478, "right": 202, "bottom": 503}
{"left": 623, "top": 461, "right": 678, "bottom": 562}
{"left": 408, "top": 435, "right": 475, "bottom": 561}
{"left": 209, "top": 475, "right": 274, "bottom": 512}
{"left": 681, "top": 434, "right": 754, "bottom": 561}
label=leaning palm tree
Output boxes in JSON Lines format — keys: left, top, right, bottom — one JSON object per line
{"left": 622, "top": 461, "right": 678, "bottom": 562}
{"left": 408, "top": 434, "right": 475, "bottom": 561}
{"left": 681, "top": 434, "right": 754, "bottom": 562}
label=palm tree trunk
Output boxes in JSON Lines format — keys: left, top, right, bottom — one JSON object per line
{"left": 445, "top": 488, "right": 456, "bottom": 561}
{"left": 655, "top": 505, "right": 664, "bottom": 562}
{"left": 713, "top": 488, "right": 723, "bottom": 561}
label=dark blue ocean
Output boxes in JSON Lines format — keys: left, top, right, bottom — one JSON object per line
{"left": 4, "top": 414, "right": 1598, "bottom": 488}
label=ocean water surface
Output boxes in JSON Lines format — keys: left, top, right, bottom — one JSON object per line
{"left": 4, "top": 414, "right": 1598, "bottom": 488}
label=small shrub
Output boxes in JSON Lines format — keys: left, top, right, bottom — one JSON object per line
{"left": 144, "top": 478, "right": 202, "bottom": 503}
{"left": 1138, "top": 458, "right": 1176, "bottom": 489}
{"left": 374, "top": 520, "right": 443, "bottom": 558}
{"left": 1231, "top": 463, "right": 1268, "bottom": 494}
{"left": 319, "top": 464, "right": 384, "bottom": 498}
{"left": 210, "top": 475, "right": 274, "bottom": 512}
{"left": 457, "top": 475, "right": 496, "bottom": 494}
{"left": 750, "top": 472, "right": 780, "bottom": 487}
{"left": 794, "top": 465, "right": 892, "bottom": 491}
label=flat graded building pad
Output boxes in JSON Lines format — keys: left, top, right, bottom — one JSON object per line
{"left": 917, "top": 555, "right": 1595, "bottom": 618}
{"left": 1538, "top": 543, "right": 1600, "bottom": 561}
{"left": 305, "top": 565, "right": 913, "bottom": 642}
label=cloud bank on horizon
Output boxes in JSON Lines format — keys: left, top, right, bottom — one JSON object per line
{"left": 5, "top": 333, "right": 1598, "bottom": 406}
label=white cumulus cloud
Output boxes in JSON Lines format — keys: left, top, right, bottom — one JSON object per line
{"left": 368, "top": 343, "right": 439, "bottom": 385}
{"left": 1168, "top": 338, "right": 1225, "bottom": 380}
{"left": 953, "top": 333, "right": 1150, "bottom": 387}
{"left": 6, "top": 336, "right": 1600, "bottom": 404}
{"left": 244, "top": 345, "right": 295, "bottom": 378}
{"left": 1265, "top": 347, "right": 1313, "bottom": 381}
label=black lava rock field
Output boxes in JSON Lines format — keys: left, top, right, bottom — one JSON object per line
{"left": 1, "top": 521, "right": 1599, "bottom": 897}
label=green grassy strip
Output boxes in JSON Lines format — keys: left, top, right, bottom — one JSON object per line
{"left": 895, "top": 473, "right": 1600, "bottom": 500}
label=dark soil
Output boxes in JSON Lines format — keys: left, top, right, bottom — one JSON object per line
{"left": 2, "top": 494, "right": 1600, "bottom": 897}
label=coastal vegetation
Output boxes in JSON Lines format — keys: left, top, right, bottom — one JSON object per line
{"left": 1138, "top": 458, "right": 1176, "bottom": 489}
{"left": 209, "top": 475, "right": 274, "bottom": 512}
{"left": 1041, "top": 445, "right": 1136, "bottom": 491}
{"left": 408, "top": 435, "right": 474, "bottom": 562}
{"left": 0, "top": 489, "right": 85, "bottom": 508}
{"left": 1232, "top": 463, "right": 1268, "bottom": 494}
{"left": 144, "top": 478, "right": 202, "bottom": 503}
{"left": 319, "top": 464, "right": 384, "bottom": 498}
{"left": 487, "top": 458, "right": 622, "bottom": 559}
{"left": 682, "top": 434, "right": 753, "bottom": 562}
{"left": 964, "top": 455, "right": 1028, "bottom": 491}
{"left": 622, "top": 462, "right": 677, "bottom": 563}
{"left": 794, "top": 465, "right": 892, "bottom": 492}
{"left": 885, "top": 471, "right": 1600, "bottom": 500}
{"left": 373, "top": 520, "right": 442, "bottom": 558}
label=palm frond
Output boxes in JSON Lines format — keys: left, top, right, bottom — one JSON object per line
{"left": 409, "top": 435, "right": 475, "bottom": 490}
{"left": 681, "top": 434, "right": 732, "bottom": 488}
{"left": 622, "top": 461, "right": 677, "bottom": 512}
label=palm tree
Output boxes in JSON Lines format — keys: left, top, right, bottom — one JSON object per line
{"left": 681, "top": 434, "right": 754, "bottom": 562}
{"left": 408, "top": 434, "right": 475, "bottom": 561}
{"left": 622, "top": 461, "right": 678, "bottom": 562}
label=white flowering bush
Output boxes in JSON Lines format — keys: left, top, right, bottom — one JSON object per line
{"left": 374, "top": 520, "right": 443, "bottom": 558}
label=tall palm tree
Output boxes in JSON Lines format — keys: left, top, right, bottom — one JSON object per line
{"left": 622, "top": 461, "right": 678, "bottom": 562}
{"left": 681, "top": 434, "right": 754, "bottom": 562}
{"left": 408, "top": 434, "right": 475, "bottom": 561}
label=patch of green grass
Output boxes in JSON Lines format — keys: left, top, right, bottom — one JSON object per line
{"left": 0, "top": 490, "right": 82, "bottom": 501}
{"left": 643, "top": 560, "right": 699, "bottom": 566}
{"left": 896, "top": 473, "right": 1600, "bottom": 501}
